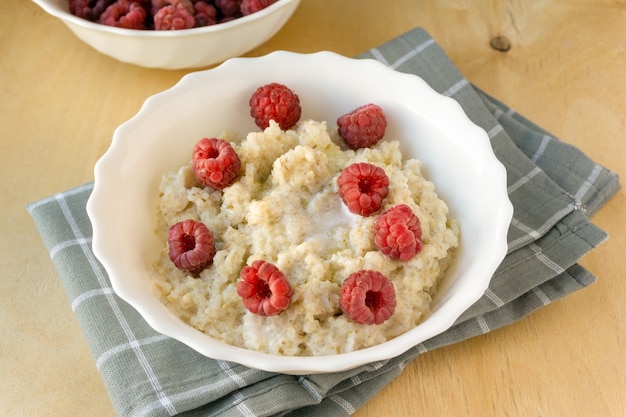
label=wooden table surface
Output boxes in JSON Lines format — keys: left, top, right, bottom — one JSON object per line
{"left": 2, "top": 1, "right": 624, "bottom": 416}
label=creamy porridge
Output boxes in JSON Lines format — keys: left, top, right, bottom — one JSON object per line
{"left": 152, "top": 119, "right": 459, "bottom": 356}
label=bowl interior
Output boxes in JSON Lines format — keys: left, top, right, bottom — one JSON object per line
{"left": 87, "top": 51, "right": 512, "bottom": 374}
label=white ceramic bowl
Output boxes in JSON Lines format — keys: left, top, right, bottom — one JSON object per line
{"left": 87, "top": 51, "right": 513, "bottom": 374}
{"left": 31, "top": 0, "right": 300, "bottom": 69}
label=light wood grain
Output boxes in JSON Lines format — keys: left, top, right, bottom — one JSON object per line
{"left": 1, "top": 1, "right": 624, "bottom": 416}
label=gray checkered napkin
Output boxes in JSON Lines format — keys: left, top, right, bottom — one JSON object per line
{"left": 27, "top": 27, "right": 620, "bottom": 417}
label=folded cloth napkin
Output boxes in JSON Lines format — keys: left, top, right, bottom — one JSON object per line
{"left": 27, "top": 27, "right": 620, "bottom": 417}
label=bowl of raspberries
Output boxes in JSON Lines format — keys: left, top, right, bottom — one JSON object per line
{"left": 87, "top": 51, "right": 513, "bottom": 374}
{"left": 32, "top": 0, "right": 300, "bottom": 69}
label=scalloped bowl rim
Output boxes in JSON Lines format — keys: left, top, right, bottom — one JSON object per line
{"left": 87, "top": 51, "right": 513, "bottom": 374}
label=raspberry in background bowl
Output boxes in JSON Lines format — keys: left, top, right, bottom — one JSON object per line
{"left": 31, "top": 0, "right": 300, "bottom": 69}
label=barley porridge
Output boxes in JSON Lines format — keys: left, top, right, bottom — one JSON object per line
{"left": 152, "top": 119, "right": 459, "bottom": 356}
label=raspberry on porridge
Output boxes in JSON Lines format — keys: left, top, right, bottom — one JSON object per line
{"left": 374, "top": 204, "right": 423, "bottom": 261}
{"left": 249, "top": 83, "right": 302, "bottom": 130}
{"left": 337, "top": 162, "right": 390, "bottom": 217}
{"left": 237, "top": 260, "right": 293, "bottom": 316}
{"left": 192, "top": 138, "right": 241, "bottom": 190}
{"left": 337, "top": 103, "right": 387, "bottom": 150}
{"left": 340, "top": 270, "right": 397, "bottom": 325}
{"left": 167, "top": 219, "right": 216, "bottom": 277}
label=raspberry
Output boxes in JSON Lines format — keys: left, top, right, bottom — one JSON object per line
{"left": 70, "top": 0, "right": 116, "bottom": 21}
{"left": 337, "top": 103, "right": 387, "bottom": 150}
{"left": 240, "top": 0, "right": 277, "bottom": 15}
{"left": 192, "top": 138, "right": 241, "bottom": 189}
{"left": 374, "top": 204, "right": 423, "bottom": 261}
{"left": 193, "top": 1, "right": 217, "bottom": 27}
{"left": 167, "top": 219, "right": 216, "bottom": 277}
{"left": 215, "top": 0, "right": 242, "bottom": 18}
{"left": 149, "top": 0, "right": 168, "bottom": 16}
{"left": 151, "top": 0, "right": 194, "bottom": 15}
{"left": 154, "top": 2, "right": 195, "bottom": 29}
{"left": 218, "top": 16, "right": 237, "bottom": 23}
{"left": 337, "top": 162, "right": 389, "bottom": 217}
{"left": 237, "top": 260, "right": 293, "bottom": 316}
{"left": 99, "top": 0, "right": 148, "bottom": 29}
{"left": 249, "top": 83, "right": 302, "bottom": 130}
{"left": 339, "top": 270, "right": 396, "bottom": 325}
